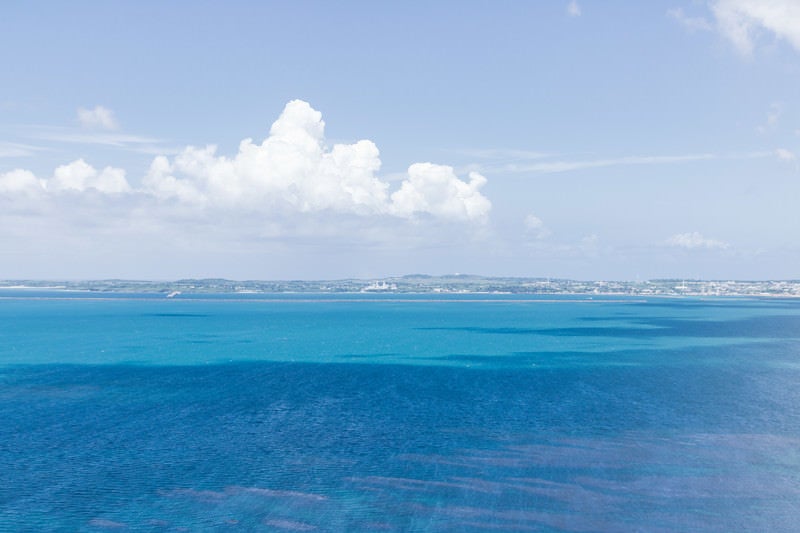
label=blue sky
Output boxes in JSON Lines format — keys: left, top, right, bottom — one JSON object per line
{"left": 1, "top": 1, "right": 798, "bottom": 280}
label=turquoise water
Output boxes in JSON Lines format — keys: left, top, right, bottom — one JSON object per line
{"left": 2, "top": 293, "right": 800, "bottom": 531}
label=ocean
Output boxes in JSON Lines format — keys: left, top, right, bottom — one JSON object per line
{"left": 1, "top": 292, "right": 800, "bottom": 531}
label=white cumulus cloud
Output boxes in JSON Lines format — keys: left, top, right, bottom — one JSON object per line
{"left": 49, "top": 159, "right": 131, "bottom": 194}
{"left": 0, "top": 101, "right": 497, "bottom": 278}
{"left": 667, "top": 231, "right": 729, "bottom": 249}
{"left": 390, "top": 163, "right": 490, "bottom": 222}
{"left": 1, "top": 99, "right": 491, "bottom": 244}
{"left": 756, "top": 102, "right": 783, "bottom": 134}
{"left": 77, "top": 105, "right": 119, "bottom": 130}
{"left": 523, "top": 213, "right": 551, "bottom": 239}
{"left": 0, "top": 169, "right": 44, "bottom": 195}
{"left": 711, "top": 0, "right": 800, "bottom": 56}
{"left": 1, "top": 159, "right": 132, "bottom": 195}
{"left": 143, "top": 100, "right": 490, "bottom": 222}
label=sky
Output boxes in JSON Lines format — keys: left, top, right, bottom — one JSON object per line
{"left": 1, "top": 0, "right": 799, "bottom": 280}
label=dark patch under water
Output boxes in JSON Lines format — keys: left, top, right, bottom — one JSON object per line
{"left": 2, "top": 353, "right": 800, "bottom": 532}
{"left": 421, "top": 313, "right": 800, "bottom": 339}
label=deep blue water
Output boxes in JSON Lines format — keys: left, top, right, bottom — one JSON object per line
{"left": 2, "top": 293, "right": 800, "bottom": 531}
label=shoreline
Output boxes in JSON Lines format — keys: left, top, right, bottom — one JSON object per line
{"left": 2, "top": 277, "right": 800, "bottom": 298}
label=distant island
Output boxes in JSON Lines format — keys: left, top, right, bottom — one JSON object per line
{"left": 1, "top": 276, "right": 799, "bottom": 297}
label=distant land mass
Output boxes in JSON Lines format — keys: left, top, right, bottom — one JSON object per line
{"left": 1, "top": 276, "right": 799, "bottom": 297}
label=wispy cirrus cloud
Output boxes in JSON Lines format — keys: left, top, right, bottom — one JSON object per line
{"left": 669, "top": 1, "right": 800, "bottom": 57}
{"left": 0, "top": 141, "right": 45, "bottom": 158}
{"left": 667, "top": 232, "right": 729, "bottom": 250}
{"left": 712, "top": 0, "right": 800, "bottom": 56}
{"left": 498, "top": 153, "right": 717, "bottom": 174}
{"left": 453, "top": 148, "right": 551, "bottom": 161}
{"left": 668, "top": 7, "right": 713, "bottom": 32}
{"left": 464, "top": 150, "right": 778, "bottom": 176}
{"left": 26, "top": 126, "right": 179, "bottom": 155}
{"left": 467, "top": 153, "right": 715, "bottom": 175}
{"left": 8, "top": 105, "right": 178, "bottom": 156}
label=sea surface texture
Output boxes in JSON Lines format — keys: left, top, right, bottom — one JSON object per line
{"left": 2, "top": 292, "right": 800, "bottom": 532}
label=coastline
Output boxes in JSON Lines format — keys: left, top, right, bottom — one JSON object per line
{"left": 1, "top": 276, "right": 799, "bottom": 298}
